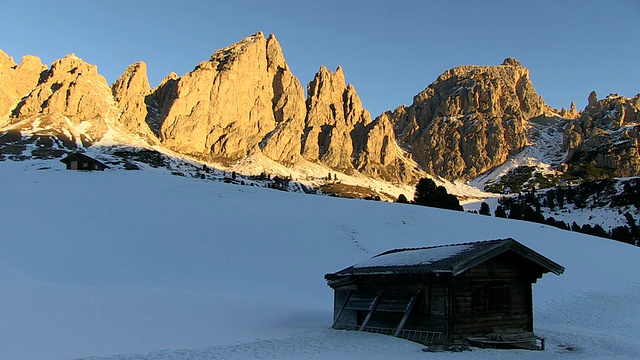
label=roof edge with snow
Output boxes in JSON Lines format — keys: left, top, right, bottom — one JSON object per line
{"left": 325, "top": 238, "right": 565, "bottom": 282}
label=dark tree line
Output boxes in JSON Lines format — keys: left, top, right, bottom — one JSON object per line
{"left": 397, "top": 177, "right": 639, "bottom": 246}
{"left": 397, "top": 178, "right": 463, "bottom": 211}
{"left": 495, "top": 180, "right": 640, "bottom": 246}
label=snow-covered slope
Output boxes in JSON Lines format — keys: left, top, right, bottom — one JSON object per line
{"left": 1, "top": 159, "right": 639, "bottom": 360}
{"left": 471, "top": 116, "right": 567, "bottom": 191}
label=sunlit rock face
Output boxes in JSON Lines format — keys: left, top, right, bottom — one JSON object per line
{"left": 389, "top": 58, "right": 547, "bottom": 180}
{"left": 150, "top": 32, "right": 420, "bottom": 182}
{"left": 111, "top": 61, "right": 157, "bottom": 142}
{"left": 9, "top": 54, "right": 117, "bottom": 144}
{"left": 0, "top": 50, "right": 46, "bottom": 119}
{"left": 563, "top": 92, "right": 640, "bottom": 176}
{"left": 155, "top": 32, "right": 306, "bottom": 163}
{"left": 302, "top": 65, "right": 371, "bottom": 171}
{"left": 7, "top": 34, "right": 638, "bottom": 186}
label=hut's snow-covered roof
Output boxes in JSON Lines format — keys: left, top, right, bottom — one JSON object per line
{"left": 325, "top": 238, "right": 564, "bottom": 280}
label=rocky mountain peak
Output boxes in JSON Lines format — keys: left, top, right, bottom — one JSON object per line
{"left": 563, "top": 92, "right": 640, "bottom": 176}
{"left": 157, "top": 32, "right": 306, "bottom": 163}
{"left": 391, "top": 59, "right": 546, "bottom": 179}
{"left": 302, "top": 65, "right": 371, "bottom": 171}
{"left": 501, "top": 57, "right": 522, "bottom": 67}
{"left": 588, "top": 91, "right": 599, "bottom": 107}
{"left": 207, "top": 31, "right": 266, "bottom": 71}
{"left": 558, "top": 101, "right": 580, "bottom": 119}
{"left": 8, "top": 53, "right": 116, "bottom": 144}
{"left": 4, "top": 34, "right": 637, "bottom": 192}
{"left": 570, "top": 101, "right": 578, "bottom": 114}
{"left": 265, "top": 33, "right": 287, "bottom": 71}
{"left": 0, "top": 50, "right": 46, "bottom": 118}
{"left": 111, "top": 61, "right": 156, "bottom": 140}
{"left": 112, "top": 62, "right": 149, "bottom": 102}
{"left": 305, "top": 66, "right": 347, "bottom": 106}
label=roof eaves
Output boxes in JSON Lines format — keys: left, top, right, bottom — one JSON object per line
{"left": 451, "top": 238, "right": 565, "bottom": 276}
{"left": 451, "top": 239, "right": 513, "bottom": 276}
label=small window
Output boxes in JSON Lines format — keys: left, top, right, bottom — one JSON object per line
{"left": 472, "top": 283, "right": 511, "bottom": 313}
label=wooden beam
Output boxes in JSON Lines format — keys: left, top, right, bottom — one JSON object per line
{"left": 359, "top": 290, "right": 383, "bottom": 331}
{"left": 332, "top": 290, "right": 352, "bottom": 329}
{"left": 394, "top": 289, "right": 421, "bottom": 337}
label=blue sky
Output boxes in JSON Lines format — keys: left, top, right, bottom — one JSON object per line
{"left": 1, "top": 0, "right": 638, "bottom": 117}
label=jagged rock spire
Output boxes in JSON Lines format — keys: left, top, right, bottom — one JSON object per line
{"left": 111, "top": 61, "right": 157, "bottom": 141}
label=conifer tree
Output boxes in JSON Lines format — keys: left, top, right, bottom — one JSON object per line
{"left": 508, "top": 204, "right": 522, "bottom": 220}
{"left": 494, "top": 205, "right": 507, "bottom": 218}
{"left": 571, "top": 221, "right": 581, "bottom": 232}
{"left": 479, "top": 202, "right": 491, "bottom": 216}
{"left": 413, "top": 178, "right": 463, "bottom": 211}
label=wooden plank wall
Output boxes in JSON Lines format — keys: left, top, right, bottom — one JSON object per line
{"left": 347, "top": 275, "right": 449, "bottom": 334}
{"left": 451, "top": 252, "right": 534, "bottom": 338}
{"left": 333, "top": 287, "right": 357, "bottom": 329}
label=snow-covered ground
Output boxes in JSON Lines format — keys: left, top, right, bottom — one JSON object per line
{"left": 463, "top": 187, "right": 640, "bottom": 233}
{"left": 1, "top": 158, "right": 640, "bottom": 360}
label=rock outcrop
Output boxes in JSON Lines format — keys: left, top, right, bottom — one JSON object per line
{"left": 390, "top": 58, "right": 547, "bottom": 179}
{"left": 0, "top": 50, "right": 46, "bottom": 119}
{"left": 301, "top": 66, "right": 371, "bottom": 171}
{"left": 150, "top": 32, "right": 418, "bottom": 182}
{"left": 298, "top": 65, "right": 419, "bottom": 182}
{"left": 259, "top": 35, "right": 306, "bottom": 165}
{"left": 563, "top": 93, "right": 640, "bottom": 176}
{"left": 157, "top": 32, "right": 306, "bottom": 163}
{"left": 11, "top": 54, "right": 117, "bottom": 144}
{"left": 0, "top": 36, "right": 421, "bottom": 185}
{"left": 111, "top": 61, "right": 156, "bottom": 141}
{"left": 558, "top": 101, "right": 579, "bottom": 119}
{"left": 4, "top": 35, "right": 637, "bottom": 187}
{"left": 355, "top": 111, "right": 421, "bottom": 183}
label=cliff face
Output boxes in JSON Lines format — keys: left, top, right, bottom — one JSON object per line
{"left": 355, "top": 111, "right": 421, "bottom": 183}
{"left": 297, "top": 65, "right": 419, "bottom": 182}
{"left": 390, "top": 58, "right": 547, "bottom": 180}
{"left": 0, "top": 50, "right": 46, "bottom": 120}
{"left": 155, "top": 32, "right": 306, "bottom": 164}
{"left": 302, "top": 66, "right": 370, "bottom": 171}
{"left": 0, "top": 33, "right": 418, "bottom": 184}
{"left": 148, "top": 32, "right": 418, "bottom": 182}
{"left": 563, "top": 92, "right": 640, "bottom": 176}
{"left": 2, "top": 34, "right": 638, "bottom": 188}
{"left": 111, "top": 61, "right": 157, "bottom": 141}
{"left": 9, "top": 54, "right": 118, "bottom": 145}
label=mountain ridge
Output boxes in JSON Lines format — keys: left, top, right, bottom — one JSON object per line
{"left": 1, "top": 32, "right": 639, "bottom": 197}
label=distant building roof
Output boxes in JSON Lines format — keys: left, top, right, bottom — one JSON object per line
{"left": 326, "top": 238, "right": 564, "bottom": 280}
{"left": 60, "top": 152, "right": 109, "bottom": 170}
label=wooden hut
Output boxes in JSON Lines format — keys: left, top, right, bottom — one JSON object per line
{"left": 324, "top": 238, "right": 564, "bottom": 348}
{"left": 60, "top": 153, "right": 109, "bottom": 171}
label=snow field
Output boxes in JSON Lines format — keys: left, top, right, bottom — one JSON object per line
{"left": 0, "top": 159, "right": 639, "bottom": 359}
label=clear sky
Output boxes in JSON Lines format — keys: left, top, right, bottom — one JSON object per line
{"left": 1, "top": 0, "right": 638, "bottom": 117}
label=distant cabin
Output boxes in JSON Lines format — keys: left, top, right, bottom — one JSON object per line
{"left": 324, "top": 238, "right": 564, "bottom": 349}
{"left": 60, "top": 153, "right": 109, "bottom": 171}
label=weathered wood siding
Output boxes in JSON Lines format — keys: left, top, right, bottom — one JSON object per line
{"left": 333, "top": 275, "right": 449, "bottom": 334}
{"left": 451, "top": 252, "right": 534, "bottom": 338}
{"left": 333, "top": 287, "right": 357, "bottom": 329}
